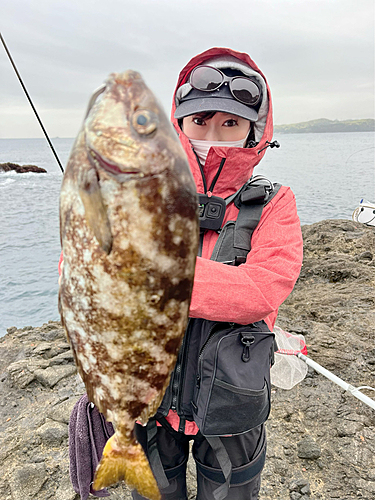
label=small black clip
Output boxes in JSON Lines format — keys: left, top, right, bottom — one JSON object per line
{"left": 234, "top": 256, "right": 247, "bottom": 266}
{"left": 241, "top": 333, "right": 255, "bottom": 362}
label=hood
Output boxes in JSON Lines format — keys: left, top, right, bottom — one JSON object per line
{"left": 171, "top": 47, "right": 274, "bottom": 198}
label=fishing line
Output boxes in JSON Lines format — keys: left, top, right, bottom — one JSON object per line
{"left": 0, "top": 32, "right": 64, "bottom": 173}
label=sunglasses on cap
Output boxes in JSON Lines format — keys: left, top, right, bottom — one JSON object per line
{"left": 189, "top": 65, "right": 262, "bottom": 107}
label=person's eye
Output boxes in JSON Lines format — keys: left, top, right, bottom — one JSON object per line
{"left": 193, "top": 117, "right": 205, "bottom": 126}
{"left": 224, "top": 119, "right": 238, "bottom": 127}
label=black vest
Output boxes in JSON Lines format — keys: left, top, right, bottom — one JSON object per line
{"left": 157, "top": 177, "right": 281, "bottom": 435}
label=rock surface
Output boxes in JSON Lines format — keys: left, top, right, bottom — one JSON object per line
{"left": 0, "top": 162, "right": 47, "bottom": 173}
{"left": 263, "top": 220, "right": 375, "bottom": 499}
{"left": 0, "top": 219, "right": 374, "bottom": 500}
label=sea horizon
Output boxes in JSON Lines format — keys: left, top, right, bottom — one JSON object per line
{"left": 1, "top": 116, "right": 374, "bottom": 141}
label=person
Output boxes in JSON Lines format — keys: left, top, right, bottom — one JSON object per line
{"left": 131, "top": 47, "right": 304, "bottom": 500}
{"left": 62, "top": 47, "right": 303, "bottom": 500}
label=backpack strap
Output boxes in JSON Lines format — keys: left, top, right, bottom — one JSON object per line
{"left": 211, "top": 177, "right": 281, "bottom": 265}
{"left": 146, "top": 419, "right": 170, "bottom": 489}
{"left": 204, "top": 436, "right": 232, "bottom": 500}
{"left": 233, "top": 179, "right": 281, "bottom": 254}
{"left": 202, "top": 427, "right": 267, "bottom": 500}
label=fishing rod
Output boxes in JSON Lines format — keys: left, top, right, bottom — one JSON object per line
{"left": 0, "top": 32, "right": 64, "bottom": 173}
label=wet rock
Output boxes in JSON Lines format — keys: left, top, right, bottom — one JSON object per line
{"left": 336, "top": 420, "right": 362, "bottom": 437}
{"left": 0, "top": 478, "right": 11, "bottom": 499}
{"left": 40, "top": 328, "right": 65, "bottom": 342}
{"left": 53, "top": 475, "right": 77, "bottom": 500}
{"left": 49, "top": 350, "right": 75, "bottom": 365}
{"left": 289, "top": 478, "right": 310, "bottom": 492}
{"left": 0, "top": 162, "right": 47, "bottom": 174}
{"left": 47, "top": 397, "right": 80, "bottom": 424}
{"left": 7, "top": 358, "right": 49, "bottom": 388}
{"left": 297, "top": 436, "right": 321, "bottom": 459}
{"left": 34, "top": 365, "right": 76, "bottom": 387}
{"left": 0, "top": 221, "right": 374, "bottom": 500}
{"left": 8, "top": 463, "right": 47, "bottom": 500}
{"left": 355, "top": 250, "right": 373, "bottom": 261}
{"left": 36, "top": 419, "right": 68, "bottom": 446}
{"left": 262, "top": 220, "right": 375, "bottom": 499}
{"left": 290, "top": 493, "right": 302, "bottom": 500}
{"left": 6, "top": 361, "right": 35, "bottom": 388}
{"left": 32, "top": 342, "right": 53, "bottom": 357}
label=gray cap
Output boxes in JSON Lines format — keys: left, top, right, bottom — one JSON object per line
{"left": 174, "top": 79, "right": 259, "bottom": 122}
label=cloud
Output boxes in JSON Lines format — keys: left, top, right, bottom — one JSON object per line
{"left": 0, "top": 0, "right": 373, "bottom": 137}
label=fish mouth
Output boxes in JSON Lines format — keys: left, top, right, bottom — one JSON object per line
{"left": 88, "top": 148, "right": 142, "bottom": 177}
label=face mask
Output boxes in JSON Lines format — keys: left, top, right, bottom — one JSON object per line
{"left": 189, "top": 137, "right": 247, "bottom": 165}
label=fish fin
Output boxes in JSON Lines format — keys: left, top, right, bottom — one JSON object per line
{"left": 78, "top": 167, "right": 113, "bottom": 254}
{"left": 58, "top": 293, "right": 69, "bottom": 345}
{"left": 138, "top": 387, "right": 168, "bottom": 426}
{"left": 93, "top": 434, "right": 161, "bottom": 500}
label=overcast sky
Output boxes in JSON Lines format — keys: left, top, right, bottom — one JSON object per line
{"left": 1, "top": 0, "right": 374, "bottom": 138}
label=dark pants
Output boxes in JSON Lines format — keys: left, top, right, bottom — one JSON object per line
{"left": 132, "top": 420, "right": 265, "bottom": 500}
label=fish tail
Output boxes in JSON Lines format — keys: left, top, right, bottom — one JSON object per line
{"left": 93, "top": 434, "right": 161, "bottom": 500}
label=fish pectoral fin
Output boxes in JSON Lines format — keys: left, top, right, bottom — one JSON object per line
{"left": 78, "top": 167, "right": 113, "bottom": 254}
{"left": 93, "top": 435, "right": 161, "bottom": 500}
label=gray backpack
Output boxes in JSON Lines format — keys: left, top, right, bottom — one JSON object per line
{"left": 189, "top": 176, "right": 281, "bottom": 436}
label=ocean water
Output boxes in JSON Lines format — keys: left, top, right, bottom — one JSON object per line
{"left": 0, "top": 133, "right": 374, "bottom": 336}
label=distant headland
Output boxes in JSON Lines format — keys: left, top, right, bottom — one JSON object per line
{"left": 274, "top": 118, "right": 375, "bottom": 134}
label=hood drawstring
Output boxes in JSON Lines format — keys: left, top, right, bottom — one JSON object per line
{"left": 257, "top": 140, "right": 280, "bottom": 155}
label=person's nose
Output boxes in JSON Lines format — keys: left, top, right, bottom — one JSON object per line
{"left": 204, "top": 125, "right": 221, "bottom": 142}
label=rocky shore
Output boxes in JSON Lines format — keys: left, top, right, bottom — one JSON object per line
{"left": 0, "top": 162, "right": 47, "bottom": 173}
{"left": 0, "top": 219, "right": 374, "bottom": 500}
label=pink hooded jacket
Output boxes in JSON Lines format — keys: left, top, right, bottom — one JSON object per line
{"left": 60, "top": 48, "right": 304, "bottom": 436}
{"left": 59, "top": 48, "right": 303, "bottom": 330}
{"left": 172, "top": 47, "right": 303, "bottom": 330}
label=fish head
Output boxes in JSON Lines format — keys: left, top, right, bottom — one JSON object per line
{"left": 84, "top": 70, "right": 183, "bottom": 180}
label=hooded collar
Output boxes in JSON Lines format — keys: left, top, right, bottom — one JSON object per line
{"left": 171, "top": 47, "right": 274, "bottom": 198}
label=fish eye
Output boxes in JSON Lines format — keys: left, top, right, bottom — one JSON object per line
{"left": 137, "top": 115, "right": 147, "bottom": 125}
{"left": 132, "top": 110, "right": 158, "bottom": 135}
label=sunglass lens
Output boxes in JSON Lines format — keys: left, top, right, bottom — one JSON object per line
{"left": 191, "top": 66, "right": 223, "bottom": 91}
{"left": 231, "top": 78, "right": 261, "bottom": 105}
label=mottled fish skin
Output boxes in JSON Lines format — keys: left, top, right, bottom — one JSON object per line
{"left": 59, "top": 71, "right": 199, "bottom": 499}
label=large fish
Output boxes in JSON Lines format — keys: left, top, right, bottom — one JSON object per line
{"left": 59, "top": 71, "right": 199, "bottom": 500}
